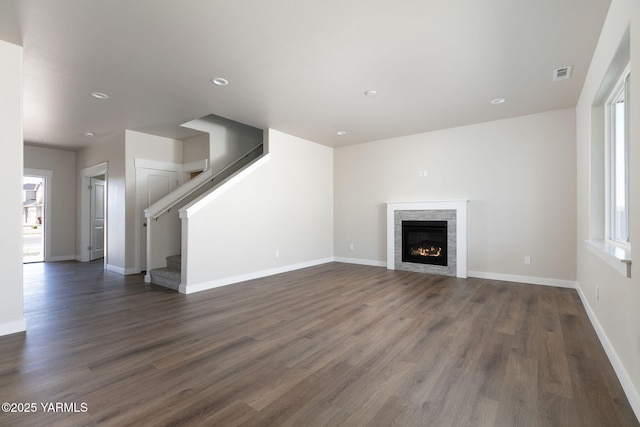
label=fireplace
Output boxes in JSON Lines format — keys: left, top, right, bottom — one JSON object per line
{"left": 402, "top": 221, "right": 447, "bottom": 266}
{"left": 387, "top": 201, "right": 468, "bottom": 278}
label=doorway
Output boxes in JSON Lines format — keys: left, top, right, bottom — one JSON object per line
{"left": 22, "top": 169, "right": 52, "bottom": 263}
{"left": 22, "top": 176, "right": 45, "bottom": 263}
{"left": 89, "top": 175, "right": 106, "bottom": 260}
{"left": 80, "top": 162, "right": 108, "bottom": 266}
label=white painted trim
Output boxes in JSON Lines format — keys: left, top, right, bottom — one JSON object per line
{"left": 0, "top": 319, "right": 26, "bottom": 336}
{"left": 79, "top": 162, "right": 108, "bottom": 264}
{"left": 180, "top": 154, "right": 271, "bottom": 218}
{"left": 468, "top": 270, "right": 577, "bottom": 289}
{"left": 333, "top": 257, "right": 387, "bottom": 267}
{"left": 133, "top": 158, "right": 182, "bottom": 172}
{"left": 331, "top": 260, "right": 577, "bottom": 288}
{"left": 106, "top": 264, "right": 122, "bottom": 274}
{"left": 182, "top": 159, "right": 209, "bottom": 173}
{"left": 586, "top": 240, "right": 632, "bottom": 278}
{"left": 180, "top": 257, "right": 333, "bottom": 294}
{"left": 181, "top": 217, "right": 189, "bottom": 286}
{"left": 576, "top": 282, "right": 640, "bottom": 422}
{"left": 105, "top": 264, "right": 138, "bottom": 275}
{"left": 24, "top": 168, "right": 53, "bottom": 178}
{"left": 23, "top": 168, "right": 53, "bottom": 263}
{"left": 48, "top": 255, "right": 76, "bottom": 262}
{"left": 82, "top": 162, "right": 108, "bottom": 178}
{"left": 386, "top": 200, "right": 468, "bottom": 278}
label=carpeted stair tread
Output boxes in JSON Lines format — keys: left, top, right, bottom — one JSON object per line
{"left": 149, "top": 267, "right": 181, "bottom": 291}
{"left": 166, "top": 255, "right": 181, "bottom": 270}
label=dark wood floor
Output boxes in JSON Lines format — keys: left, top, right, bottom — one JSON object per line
{"left": 0, "top": 261, "right": 637, "bottom": 426}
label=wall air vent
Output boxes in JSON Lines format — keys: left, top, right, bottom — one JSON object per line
{"left": 553, "top": 66, "right": 572, "bottom": 81}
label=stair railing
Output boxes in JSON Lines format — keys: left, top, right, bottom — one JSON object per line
{"left": 145, "top": 142, "right": 264, "bottom": 221}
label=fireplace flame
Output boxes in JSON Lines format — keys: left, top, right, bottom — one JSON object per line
{"left": 410, "top": 246, "right": 442, "bottom": 257}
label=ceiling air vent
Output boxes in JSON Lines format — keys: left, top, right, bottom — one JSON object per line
{"left": 553, "top": 66, "right": 572, "bottom": 81}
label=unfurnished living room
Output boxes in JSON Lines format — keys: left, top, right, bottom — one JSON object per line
{"left": 1, "top": 0, "right": 639, "bottom": 426}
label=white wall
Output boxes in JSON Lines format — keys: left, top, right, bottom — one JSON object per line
{"left": 576, "top": 0, "right": 640, "bottom": 417}
{"left": 0, "top": 40, "right": 25, "bottom": 336}
{"left": 182, "top": 129, "right": 333, "bottom": 292}
{"left": 209, "top": 120, "right": 262, "bottom": 174}
{"left": 182, "top": 115, "right": 263, "bottom": 174}
{"left": 76, "top": 132, "right": 126, "bottom": 270}
{"left": 183, "top": 134, "right": 209, "bottom": 165}
{"left": 24, "top": 145, "right": 76, "bottom": 260}
{"left": 75, "top": 130, "right": 184, "bottom": 273}
{"left": 126, "top": 130, "right": 183, "bottom": 165}
{"left": 334, "top": 109, "right": 577, "bottom": 284}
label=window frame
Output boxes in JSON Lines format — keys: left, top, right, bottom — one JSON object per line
{"left": 604, "top": 63, "right": 630, "bottom": 249}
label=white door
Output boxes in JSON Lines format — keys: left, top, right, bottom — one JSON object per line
{"left": 137, "top": 168, "right": 180, "bottom": 271}
{"left": 89, "top": 177, "right": 106, "bottom": 260}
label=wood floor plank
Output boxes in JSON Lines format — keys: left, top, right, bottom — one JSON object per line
{"left": 495, "top": 353, "right": 539, "bottom": 427}
{"left": 0, "top": 261, "right": 637, "bottom": 426}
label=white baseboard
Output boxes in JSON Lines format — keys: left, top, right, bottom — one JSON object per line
{"left": 106, "top": 264, "right": 140, "bottom": 275}
{"left": 48, "top": 255, "right": 76, "bottom": 262}
{"left": 106, "top": 264, "right": 123, "bottom": 274}
{"left": 0, "top": 318, "right": 26, "bottom": 337}
{"left": 74, "top": 255, "right": 83, "bottom": 262}
{"left": 333, "top": 257, "right": 387, "bottom": 268}
{"left": 468, "top": 271, "right": 577, "bottom": 289}
{"left": 331, "top": 262, "right": 576, "bottom": 288}
{"left": 180, "top": 257, "right": 334, "bottom": 294}
{"left": 576, "top": 283, "right": 640, "bottom": 422}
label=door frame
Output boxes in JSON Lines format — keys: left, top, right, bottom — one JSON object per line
{"left": 23, "top": 168, "right": 52, "bottom": 262}
{"left": 134, "top": 158, "right": 183, "bottom": 273}
{"left": 89, "top": 176, "right": 106, "bottom": 261}
{"left": 79, "top": 162, "right": 108, "bottom": 267}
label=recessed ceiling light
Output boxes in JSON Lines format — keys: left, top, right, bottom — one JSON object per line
{"left": 85, "top": 132, "right": 95, "bottom": 137}
{"left": 337, "top": 130, "right": 347, "bottom": 136}
{"left": 211, "top": 77, "right": 229, "bottom": 86}
{"left": 490, "top": 98, "right": 507, "bottom": 105}
{"left": 91, "top": 92, "right": 109, "bottom": 99}
{"left": 34, "top": 136, "right": 46, "bottom": 140}
{"left": 364, "top": 90, "right": 377, "bottom": 97}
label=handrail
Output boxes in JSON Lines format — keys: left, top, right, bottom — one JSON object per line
{"left": 208, "top": 142, "right": 264, "bottom": 187}
{"left": 145, "top": 142, "right": 263, "bottom": 220}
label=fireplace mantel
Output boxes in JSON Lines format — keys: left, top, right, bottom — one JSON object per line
{"left": 386, "top": 200, "right": 468, "bottom": 278}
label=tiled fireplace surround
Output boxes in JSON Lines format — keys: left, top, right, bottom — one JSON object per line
{"left": 386, "top": 201, "right": 468, "bottom": 278}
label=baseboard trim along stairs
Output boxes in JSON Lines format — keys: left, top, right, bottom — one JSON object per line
{"left": 149, "top": 255, "right": 181, "bottom": 291}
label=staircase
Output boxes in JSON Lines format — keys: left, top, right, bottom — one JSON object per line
{"left": 149, "top": 255, "right": 181, "bottom": 290}
{"left": 143, "top": 118, "right": 266, "bottom": 293}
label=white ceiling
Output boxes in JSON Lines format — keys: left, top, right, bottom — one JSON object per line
{"left": 1, "top": 0, "right": 611, "bottom": 149}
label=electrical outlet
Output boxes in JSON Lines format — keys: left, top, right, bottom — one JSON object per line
{"left": 275, "top": 250, "right": 280, "bottom": 258}
{"left": 349, "top": 243, "right": 354, "bottom": 250}
{"left": 596, "top": 287, "right": 600, "bottom": 300}
{"left": 524, "top": 256, "right": 531, "bottom": 265}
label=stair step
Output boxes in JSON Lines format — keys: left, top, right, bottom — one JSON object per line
{"left": 166, "top": 254, "right": 181, "bottom": 270}
{"left": 149, "top": 268, "right": 180, "bottom": 291}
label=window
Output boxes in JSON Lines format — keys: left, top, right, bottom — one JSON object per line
{"left": 606, "top": 65, "right": 630, "bottom": 246}
{"left": 587, "top": 32, "right": 631, "bottom": 277}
